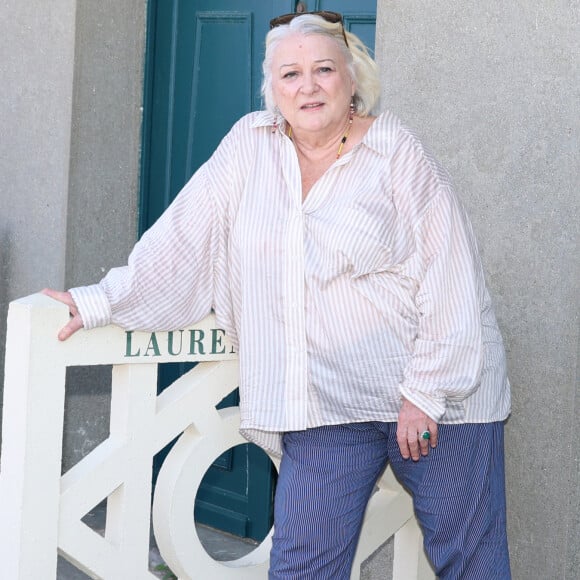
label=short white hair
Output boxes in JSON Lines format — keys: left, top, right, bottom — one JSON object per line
{"left": 261, "top": 14, "right": 380, "bottom": 116}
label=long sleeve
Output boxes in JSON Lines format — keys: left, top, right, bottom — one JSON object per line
{"left": 393, "top": 134, "right": 485, "bottom": 422}
{"left": 71, "top": 161, "right": 220, "bottom": 332}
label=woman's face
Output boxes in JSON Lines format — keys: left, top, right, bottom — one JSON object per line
{"left": 271, "top": 33, "right": 355, "bottom": 136}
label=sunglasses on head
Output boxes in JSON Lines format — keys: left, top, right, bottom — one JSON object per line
{"left": 269, "top": 10, "right": 349, "bottom": 47}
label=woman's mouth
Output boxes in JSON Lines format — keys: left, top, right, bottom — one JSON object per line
{"left": 301, "top": 102, "right": 324, "bottom": 110}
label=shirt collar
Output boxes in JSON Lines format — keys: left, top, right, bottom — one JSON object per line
{"left": 249, "top": 109, "right": 402, "bottom": 159}
{"left": 250, "top": 111, "right": 278, "bottom": 129}
{"left": 359, "top": 110, "right": 401, "bottom": 158}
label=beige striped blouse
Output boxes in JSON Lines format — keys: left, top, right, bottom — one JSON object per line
{"left": 71, "top": 110, "right": 511, "bottom": 456}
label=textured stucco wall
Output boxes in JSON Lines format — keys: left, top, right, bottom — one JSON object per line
{"left": 66, "top": 0, "right": 145, "bottom": 289}
{"left": 0, "top": 0, "right": 146, "bottom": 466}
{"left": 61, "top": 0, "right": 147, "bottom": 469}
{"left": 376, "top": 1, "right": 579, "bottom": 578}
{"left": 0, "top": 0, "right": 76, "bottom": 429}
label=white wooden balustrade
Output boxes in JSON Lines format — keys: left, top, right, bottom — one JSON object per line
{"left": 0, "top": 294, "right": 434, "bottom": 579}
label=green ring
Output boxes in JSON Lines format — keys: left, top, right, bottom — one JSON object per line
{"left": 421, "top": 430, "right": 431, "bottom": 440}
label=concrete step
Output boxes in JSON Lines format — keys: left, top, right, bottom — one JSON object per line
{"left": 57, "top": 507, "right": 258, "bottom": 579}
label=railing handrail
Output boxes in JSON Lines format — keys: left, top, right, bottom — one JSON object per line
{"left": 0, "top": 294, "right": 434, "bottom": 579}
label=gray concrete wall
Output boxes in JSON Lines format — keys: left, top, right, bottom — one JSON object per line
{"left": 0, "top": 0, "right": 146, "bottom": 465}
{"left": 66, "top": 0, "right": 145, "bottom": 289}
{"left": 61, "top": 0, "right": 147, "bottom": 469}
{"left": 0, "top": 0, "right": 76, "bottom": 412}
{"left": 376, "top": 1, "right": 579, "bottom": 578}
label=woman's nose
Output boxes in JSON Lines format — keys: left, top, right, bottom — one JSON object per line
{"left": 300, "top": 73, "right": 319, "bottom": 94}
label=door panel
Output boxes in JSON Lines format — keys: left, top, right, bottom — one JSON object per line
{"left": 141, "top": 0, "right": 376, "bottom": 541}
{"left": 141, "top": 0, "right": 293, "bottom": 230}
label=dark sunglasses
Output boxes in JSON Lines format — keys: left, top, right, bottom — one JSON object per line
{"left": 269, "top": 10, "right": 349, "bottom": 47}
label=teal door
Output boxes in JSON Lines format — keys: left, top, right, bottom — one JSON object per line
{"left": 141, "top": 0, "right": 377, "bottom": 541}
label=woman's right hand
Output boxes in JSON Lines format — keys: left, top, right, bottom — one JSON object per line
{"left": 41, "top": 288, "right": 84, "bottom": 341}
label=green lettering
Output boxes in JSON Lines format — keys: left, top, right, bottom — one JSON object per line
{"left": 167, "top": 330, "right": 184, "bottom": 356}
{"left": 125, "top": 331, "right": 141, "bottom": 357}
{"left": 211, "top": 328, "right": 226, "bottom": 355}
{"left": 188, "top": 329, "right": 205, "bottom": 355}
{"left": 144, "top": 333, "right": 161, "bottom": 357}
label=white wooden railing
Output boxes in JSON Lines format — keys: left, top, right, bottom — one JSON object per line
{"left": 0, "top": 294, "right": 434, "bottom": 579}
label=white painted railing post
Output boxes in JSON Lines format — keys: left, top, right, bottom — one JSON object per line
{"left": 0, "top": 294, "right": 435, "bottom": 579}
{"left": 393, "top": 517, "right": 435, "bottom": 580}
{"left": 0, "top": 294, "right": 69, "bottom": 578}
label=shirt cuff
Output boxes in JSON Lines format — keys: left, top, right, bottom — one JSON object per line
{"left": 69, "top": 284, "right": 112, "bottom": 330}
{"left": 399, "top": 385, "right": 447, "bottom": 422}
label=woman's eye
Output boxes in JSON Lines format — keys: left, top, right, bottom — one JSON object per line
{"left": 283, "top": 71, "right": 298, "bottom": 79}
{"left": 318, "top": 67, "right": 333, "bottom": 73}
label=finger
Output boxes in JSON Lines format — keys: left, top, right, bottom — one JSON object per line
{"left": 396, "top": 425, "right": 411, "bottom": 460}
{"left": 418, "top": 430, "right": 431, "bottom": 456}
{"left": 429, "top": 423, "right": 439, "bottom": 449}
{"left": 58, "top": 316, "right": 84, "bottom": 341}
{"left": 43, "top": 288, "right": 77, "bottom": 314}
{"left": 407, "top": 431, "right": 421, "bottom": 461}
{"left": 417, "top": 424, "right": 438, "bottom": 455}
{"left": 42, "top": 288, "right": 82, "bottom": 339}
{"left": 41, "top": 288, "right": 76, "bottom": 310}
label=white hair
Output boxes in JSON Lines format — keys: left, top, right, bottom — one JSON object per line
{"left": 261, "top": 14, "right": 380, "bottom": 116}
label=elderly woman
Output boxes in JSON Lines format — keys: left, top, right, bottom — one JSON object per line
{"left": 45, "top": 11, "right": 512, "bottom": 580}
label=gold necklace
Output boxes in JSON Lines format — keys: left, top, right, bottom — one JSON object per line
{"left": 287, "top": 110, "right": 354, "bottom": 159}
{"left": 335, "top": 114, "right": 353, "bottom": 159}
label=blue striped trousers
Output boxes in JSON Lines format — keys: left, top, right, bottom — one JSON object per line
{"left": 269, "top": 422, "right": 511, "bottom": 579}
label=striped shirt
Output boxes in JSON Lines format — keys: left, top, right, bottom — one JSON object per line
{"left": 71, "top": 110, "right": 511, "bottom": 456}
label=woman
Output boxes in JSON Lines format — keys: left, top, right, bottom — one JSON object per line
{"left": 44, "top": 12, "right": 511, "bottom": 579}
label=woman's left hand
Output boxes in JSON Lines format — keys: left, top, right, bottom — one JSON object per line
{"left": 41, "top": 288, "right": 84, "bottom": 341}
{"left": 396, "top": 398, "right": 438, "bottom": 461}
